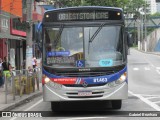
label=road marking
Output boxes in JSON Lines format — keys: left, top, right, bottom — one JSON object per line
{"left": 133, "top": 68, "right": 139, "bottom": 71}
{"left": 58, "top": 117, "right": 108, "bottom": 120}
{"left": 146, "top": 96, "right": 160, "bottom": 100}
{"left": 129, "top": 91, "right": 160, "bottom": 111}
{"left": 24, "top": 99, "right": 43, "bottom": 111}
{"left": 139, "top": 94, "right": 160, "bottom": 97}
{"left": 156, "top": 67, "right": 160, "bottom": 70}
{"left": 10, "top": 99, "right": 43, "bottom": 120}
{"left": 156, "top": 69, "right": 160, "bottom": 74}
{"left": 153, "top": 101, "right": 160, "bottom": 104}
{"left": 144, "top": 67, "right": 150, "bottom": 70}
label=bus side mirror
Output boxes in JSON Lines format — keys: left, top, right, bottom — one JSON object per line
{"left": 126, "top": 32, "right": 133, "bottom": 47}
{"left": 36, "top": 22, "right": 42, "bottom": 52}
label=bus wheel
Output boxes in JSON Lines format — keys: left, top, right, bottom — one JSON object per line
{"left": 51, "top": 102, "right": 61, "bottom": 112}
{"left": 111, "top": 100, "right": 122, "bottom": 109}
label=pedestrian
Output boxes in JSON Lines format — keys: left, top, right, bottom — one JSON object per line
{"left": 0, "top": 58, "right": 4, "bottom": 87}
{"left": 32, "top": 56, "right": 37, "bottom": 72}
{"left": 2, "top": 56, "right": 12, "bottom": 78}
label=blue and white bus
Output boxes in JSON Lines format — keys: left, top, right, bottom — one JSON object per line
{"left": 38, "top": 6, "right": 130, "bottom": 112}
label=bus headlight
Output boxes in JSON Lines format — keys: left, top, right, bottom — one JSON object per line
{"left": 108, "top": 72, "right": 127, "bottom": 87}
{"left": 115, "top": 72, "right": 127, "bottom": 84}
{"left": 44, "top": 77, "right": 50, "bottom": 84}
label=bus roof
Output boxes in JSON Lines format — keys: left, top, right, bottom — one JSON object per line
{"left": 44, "top": 6, "right": 123, "bottom": 14}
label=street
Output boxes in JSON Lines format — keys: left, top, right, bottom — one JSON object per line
{"left": 2, "top": 48, "right": 160, "bottom": 120}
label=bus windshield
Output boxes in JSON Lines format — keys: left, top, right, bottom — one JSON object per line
{"left": 44, "top": 25, "right": 124, "bottom": 68}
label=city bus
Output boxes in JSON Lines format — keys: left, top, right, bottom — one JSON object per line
{"left": 38, "top": 6, "right": 130, "bottom": 112}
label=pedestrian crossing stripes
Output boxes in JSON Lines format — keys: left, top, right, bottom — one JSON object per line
{"left": 131, "top": 67, "right": 160, "bottom": 72}
{"left": 133, "top": 68, "right": 139, "bottom": 71}
{"left": 144, "top": 67, "right": 150, "bottom": 70}
{"left": 129, "top": 91, "right": 160, "bottom": 111}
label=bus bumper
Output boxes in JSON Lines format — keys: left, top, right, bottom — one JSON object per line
{"left": 43, "top": 82, "right": 128, "bottom": 102}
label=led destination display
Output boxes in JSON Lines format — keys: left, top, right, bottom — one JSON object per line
{"left": 44, "top": 9, "right": 123, "bottom": 22}
{"left": 58, "top": 12, "right": 109, "bottom": 20}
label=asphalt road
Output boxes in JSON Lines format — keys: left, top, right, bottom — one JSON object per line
{"left": 2, "top": 48, "right": 160, "bottom": 120}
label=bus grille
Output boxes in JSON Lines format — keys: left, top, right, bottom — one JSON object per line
{"left": 44, "top": 65, "right": 125, "bottom": 77}
{"left": 55, "top": 71, "right": 115, "bottom": 77}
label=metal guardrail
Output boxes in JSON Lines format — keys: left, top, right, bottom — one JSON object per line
{"left": 3, "top": 67, "right": 42, "bottom": 104}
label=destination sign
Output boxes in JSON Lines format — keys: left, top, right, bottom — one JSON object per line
{"left": 44, "top": 9, "right": 123, "bottom": 22}
{"left": 58, "top": 12, "right": 108, "bottom": 21}
{"left": 47, "top": 56, "right": 75, "bottom": 64}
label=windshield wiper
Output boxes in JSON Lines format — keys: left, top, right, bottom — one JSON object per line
{"left": 53, "top": 24, "right": 64, "bottom": 48}
{"left": 88, "top": 23, "right": 105, "bottom": 43}
{"left": 88, "top": 23, "right": 105, "bottom": 54}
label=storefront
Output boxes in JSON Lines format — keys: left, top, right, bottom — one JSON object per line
{"left": 0, "top": 11, "right": 26, "bottom": 70}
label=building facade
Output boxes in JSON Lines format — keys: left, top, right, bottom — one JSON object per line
{"left": 156, "top": 0, "right": 160, "bottom": 12}
{"left": 145, "top": 0, "right": 157, "bottom": 14}
{"left": 0, "top": 0, "right": 44, "bottom": 70}
{"left": 0, "top": 0, "right": 26, "bottom": 70}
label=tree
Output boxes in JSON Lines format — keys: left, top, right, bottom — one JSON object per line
{"left": 57, "top": 0, "right": 146, "bottom": 17}
{"left": 59, "top": 0, "right": 130, "bottom": 8}
{"left": 125, "top": 0, "right": 146, "bottom": 17}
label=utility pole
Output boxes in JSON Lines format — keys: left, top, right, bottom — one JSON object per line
{"left": 137, "top": 19, "right": 141, "bottom": 50}
{"left": 144, "top": 0, "right": 147, "bottom": 52}
{"left": 26, "top": 0, "right": 33, "bottom": 69}
{"left": 141, "top": 14, "right": 143, "bottom": 50}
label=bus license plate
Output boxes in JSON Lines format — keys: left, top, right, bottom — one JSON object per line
{"left": 78, "top": 91, "right": 92, "bottom": 96}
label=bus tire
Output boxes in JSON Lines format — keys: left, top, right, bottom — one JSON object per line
{"left": 51, "top": 102, "right": 61, "bottom": 112}
{"left": 111, "top": 100, "right": 122, "bottom": 109}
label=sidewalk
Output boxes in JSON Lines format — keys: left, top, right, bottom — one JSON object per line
{"left": 133, "top": 48, "right": 160, "bottom": 56}
{"left": 0, "top": 83, "right": 42, "bottom": 111}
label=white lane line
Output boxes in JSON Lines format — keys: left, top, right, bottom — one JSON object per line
{"left": 156, "top": 69, "right": 160, "bottom": 74}
{"left": 10, "top": 99, "right": 43, "bottom": 120}
{"left": 153, "top": 101, "right": 160, "bottom": 104}
{"left": 24, "top": 99, "right": 43, "bottom": 111}
{"left": 156, "top": 67, "right": 160, "bottom": 70}
{"left": 144, "top": 67, "right": 150, "bottom": 70}
{"left": 146, "top": 96, "right": 160, "bottom": 100}
{"left": 129, "top": 91, "right": 160, "bottom": 111}
{"left": 58, "top": 117, "right": 108, "bottom": 120}
{"left": 133, "top": 68, "right": 139, "bottom": 71}
{"left": 138, "top": 94, "right": 160, "bottom": 97}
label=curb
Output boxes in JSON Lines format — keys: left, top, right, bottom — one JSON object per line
{"left": 134, "top": 48, "right": 160, "bottom": 56}
{"left": 0, "top": 91, "right": 42, "bottom": 111}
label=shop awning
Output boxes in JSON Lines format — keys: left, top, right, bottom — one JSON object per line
{"left": 0, "top": 33, "right": 26, "bottom": 40}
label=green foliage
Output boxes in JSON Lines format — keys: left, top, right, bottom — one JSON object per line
{"left": 58, "top": 0, "right": 147, "bottom": 18}
{"left": 125, "top": 0, "right": 145, "bottom": 15}
{"left": 150, "top": 12, "right": 160, "bottom": 17}
{"left": 59, "top": 0, "right": 130, "bottom": 8}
